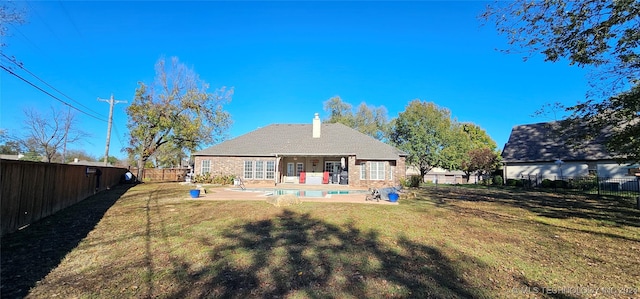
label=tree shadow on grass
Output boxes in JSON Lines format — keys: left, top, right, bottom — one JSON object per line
{"left": 163, "top": 209, "right": 490, "bottom": 298}
{"left": 0, "top": 184, "right": 133, "bottom": 299}
{"left": 423, "top": 186, "right": 640, "bottom": 228}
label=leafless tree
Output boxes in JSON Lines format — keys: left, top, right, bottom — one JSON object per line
{"left": 22, "top": 106, "right": 89, "bottom": 163}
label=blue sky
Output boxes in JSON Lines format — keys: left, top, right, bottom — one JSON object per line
{"left": 1, "top": 1, "right": 589, "bottom": 160}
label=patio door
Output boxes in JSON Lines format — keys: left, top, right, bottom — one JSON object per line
{"left": 296, "top": 163, "right": 304, "bottom": 176}
{"left": 287, "top": 163, "right": 295, "bottom": 176}
{"left": 325, "top": 161, "right": 340, "bottom": 174}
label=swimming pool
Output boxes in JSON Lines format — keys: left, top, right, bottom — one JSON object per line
{"left": 231, "top": 188, "right": 368, "bottom": 198}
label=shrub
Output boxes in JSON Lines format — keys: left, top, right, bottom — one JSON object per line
{"left": 409, "top": 175, "right": 422, "bottom": 187}
{"left": 541, "top": 179, "right": 553, "bottom": 188}
{"left": 399, "top": 177, "right": 409, "bottom": 188}
{"left": 192, "top": 173, "right": 236, "bottom": 185}
{"left": 567, "top": 177, "right": 598, "bottom": 191}
{"left": 553, "top": 180, "right": 568, "bottom": 189}
{"left": 515, "top": 179, "right": 524, "bottom": 187}
{"left": 506, "top": 179, "right": 516, "bottom": 186}
{"left": 492, "top": 175, "right": 503, "bottom": 186}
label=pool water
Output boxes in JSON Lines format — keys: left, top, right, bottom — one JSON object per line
{"left": 234, "top": 188, "right": 368, "bottom": 198}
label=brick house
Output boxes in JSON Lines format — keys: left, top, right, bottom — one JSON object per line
{"left": 192, "top": 113, "right": 407, "bottom": 188}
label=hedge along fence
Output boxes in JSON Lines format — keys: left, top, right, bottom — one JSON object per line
{"left": 1, "top": 159, "right": 128, "bottom": 237}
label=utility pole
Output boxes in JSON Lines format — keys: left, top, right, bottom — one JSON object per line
{"left": 98, "top": 94, "right": 127, "bottom": 166}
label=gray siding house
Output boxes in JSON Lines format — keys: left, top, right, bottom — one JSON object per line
{"left": 193, "top": 114, "right": 407, "bottom": 188}
{"left": 501, "top": 121, "right": 636, "bottom": 180}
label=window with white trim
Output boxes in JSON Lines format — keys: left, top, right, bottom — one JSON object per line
{"left": 244, "top": 161, "right": 253, "bottom": 179}
{"left": 360, "top": 162, "right": 366, "bottom": 180}
{"left": 266, "top": 161, "right": 275, "bottom": 179}
{"left": 370, "top": 162, "right": 385, "bottom": 180}
{"left": 255, "top": 161, "right": 264, "bottom": 179}
{"left": 201, "top": 160, "right": 211, "bottom": 174}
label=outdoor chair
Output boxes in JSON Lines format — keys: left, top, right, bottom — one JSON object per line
{"left": 365, "top": 188, "right": 381, "bottom": 202}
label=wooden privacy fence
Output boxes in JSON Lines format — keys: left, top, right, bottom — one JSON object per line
{"left": 130, "top": 168, "right": 189, "bottom": 182}
{"left": 1, "top": 159, "right": 127, "bottom": 236}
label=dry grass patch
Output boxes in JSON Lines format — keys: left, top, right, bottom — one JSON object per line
{"left": 1, "top": 183, "right": 639, "bottom": 298}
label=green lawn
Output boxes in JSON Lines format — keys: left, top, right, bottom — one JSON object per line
{"left": 2, "top": 183, "right": 639, "bottom": 298}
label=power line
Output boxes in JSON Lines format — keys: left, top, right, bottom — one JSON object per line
{"left": 1, "top": 53, "right": 105, "bottom": 118}
{"left": 0, "top": 64, "right": 108, "bottom": 122}
{"left": 112, "top": 122, "right": 126, "bottom": 150}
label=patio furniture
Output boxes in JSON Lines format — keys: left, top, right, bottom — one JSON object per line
{"left": 365, "top": 188, "right": 381, "bottom": 202}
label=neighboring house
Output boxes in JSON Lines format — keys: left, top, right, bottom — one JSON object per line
{"left": 69, "top": 159, "right": 113, "bottom": 167}
{"left": 406, "top": 166, "right": 481, "bottom": 184}
{"left": 192, "top": 113, "right": 407, "bottom": 188}
{"left": 501, "top": 121, "right": 637, "bottom": 180}
{"left": 0, "top": 154, "right": 47, "bottom": 162}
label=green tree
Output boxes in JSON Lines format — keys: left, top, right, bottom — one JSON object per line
{"left": 482, "top": 0, "right": 640, "bottom": 162}
{"left": 126, "top": 57, "right": 232, "bottom": 179}
{"left": 0, "top": 140, "right": 22, "bottom": 154}
{"left": 458, "top": 123, "right": 500, "bottom": 182}
{"left": 0, "top": 129, "right": 24, "bottom": 155}
{"left": 389, "top": 100, "right": 462, "bottom": 180}
{"left": 151, "top": 140, "right": 186, "bottom": 168}
{"left": 323, "top": 96, "right": 353, "bottom": 126}
{"left": 323, "top": 96, "right": 389, "bottom": 140}
{"left": 461, "top": 148, "right": 501, "bottom": 183}
{"left": 64, "top": 149, "right": 97, "bottom": 163}
{"left": 19, "top": 150, "right": 42, "bottom": 162}
{"left": 571, "top": 84, "right": 640, "bottom": 162}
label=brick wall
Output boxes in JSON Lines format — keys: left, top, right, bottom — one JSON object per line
{"left": 194, "top": 155, "right": 407, "bottom": 188}
{"left": 193, "top": 156, "right": 278, "bottom": 185}
{"left": 349, "top": 156, "right": 407, "bottom": 189}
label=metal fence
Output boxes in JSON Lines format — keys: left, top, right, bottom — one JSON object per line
{"left": 509, "top": 174, "right": 640, "bottom": 198}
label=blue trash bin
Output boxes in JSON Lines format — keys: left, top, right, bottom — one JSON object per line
{"left": 189, "top": 189, "right": 200, "bottom": 198}
{"left": 388, "top": 192, "right": 399, "bottom": 202}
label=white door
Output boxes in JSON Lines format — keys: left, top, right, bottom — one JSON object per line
{"left": 287, "top": 163, "right": 295, "bottom": 176}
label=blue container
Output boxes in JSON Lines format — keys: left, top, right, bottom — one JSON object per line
{"left": 388, "top": 192, "right": 399, "bottom": 202}
{"left": 189, "top": 189, "right": 201, "bottom": 198}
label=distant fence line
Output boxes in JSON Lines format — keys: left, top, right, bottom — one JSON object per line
{"left": 129, "top": 168, "right": 189, "bottom": 182}
{"left": 509, "top": 174, "right": 640, "bottom": 198}
{"left": 1, "top": 159, "right": 127, "bottom": 236}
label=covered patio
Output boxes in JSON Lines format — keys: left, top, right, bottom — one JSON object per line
{"left": 276, "top": 155, "right": 351, "bottom": 185}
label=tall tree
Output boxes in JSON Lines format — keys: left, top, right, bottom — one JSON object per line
{"left": 482, "top": 0, "right": 640, "bottom": 162}
{"left": 0, "top": 129, "right": 23, "bottom": 154}
{"left": 126, "top": 57, "right": 232, "bottom": 179}
{"left": 389, "top": 100, "right": 462, "bottom": 180}
{"left": 151, "top": 140, "right": 186, "bottom": 168}
{"left": 0, "top": 140, "right": 22, "bottom": 155}
{"left": 458, "top": 123, "right": 500, "bottom": 182}
{"left": 21, "top": 106, "right": 88, "bottom": 163}
{"left": 323, "top": 96, "right": 354, "bottom": 126}
{"left": 323, "top": 96, "right": 389, "bottom": 140}
{"left": 461, "top": 148, "right": 500, "bottom": 183}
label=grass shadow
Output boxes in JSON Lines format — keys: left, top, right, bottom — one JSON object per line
{"left": 0, "top": 184, "right": 134, "bottom": 299}
{"left": 162, "top": 209, "right": 489, "bottom": 298}
{"left": 421, "top": 185, "right": 640, "bottom": 228}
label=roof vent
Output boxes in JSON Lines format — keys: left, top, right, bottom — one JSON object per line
{"left": 312, "top": 113, "right": 321, "bottom": 138}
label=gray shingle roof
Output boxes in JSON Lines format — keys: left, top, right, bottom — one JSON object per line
{"left": 501, "top": 121, "right": 613, "bottom": 163}
{"left": 194, "top": 123, "right": 406, "bottom": 160}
